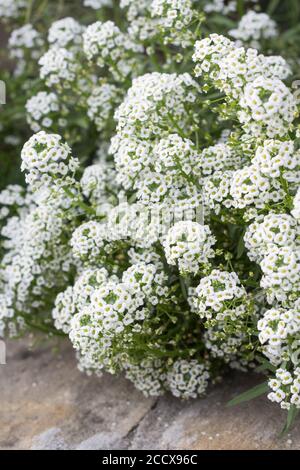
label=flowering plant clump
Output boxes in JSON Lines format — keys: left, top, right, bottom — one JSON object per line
{"left": 1, "top": 0, "right": 300, "bottom": 431}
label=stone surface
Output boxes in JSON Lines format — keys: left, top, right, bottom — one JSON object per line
{"left": 1, "top": 338, "right": 300, "bottom": 450}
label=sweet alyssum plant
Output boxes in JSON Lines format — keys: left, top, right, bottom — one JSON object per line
{"left": 1, "top": 0, "right": 300, "bottom": 186}
{"left": 0, "top": 0, "right": 300, "bottom": 430}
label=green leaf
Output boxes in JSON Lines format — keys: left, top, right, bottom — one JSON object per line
{"left": 256, "top": 357, "right": 277, "bottom": 374}
{"left": 267, "top": 0, "right": 280, "bottom": 15}
{"left": 227, "top": 382, "right": 269, "bottom": 407}
{"left": 236, "top": 230, "right": 246, "bottom": 259}
{"left": 179, "top": 276, "right": 188, "bottom": 300}
{"left": 209, "top": 15, "right": 236, "bottom": 28}
{"left": 280, "top": 406, "right": 300, "bottom": 436}
{"left": 281, "top": 24, "right": 300, "bottom": 40}
{"left": 237, "top": 0, "right": 245, "bottom": 18}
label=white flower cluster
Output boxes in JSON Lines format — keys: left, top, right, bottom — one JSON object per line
{"left": 229, "top": 11, "right": 278, "bottom": 48}
{"left": 163, "top": 222, "right": 216, "bottom": 274}
{"left": 120, "top": 0, "right": 196, "bottom": 46}
{"left": 66, "top": 262, "right": 168, "bottom": 372}
{"left": 0, "top": 0, "right": 25, "bottom": 19}
{"left": 260, "top": 246, "right": 300, "bottom": 304}
{"left": 21, "top": 131, "right": 79, "bottom": 190}
{"left": 193, "top": 34, "right": 295, "bottom": 137}
{"left": 150, "top": 0, "right": 194, "bottom": 29}
{"left": 204, "top": 325, "right": 251, "bottom": 371}
{"left": 120, "top": 0, "right": 152, "bottom": 21}
{"left": 190, "top": 270, "right": 248, "bottom": 320}
{"left": 0, "top": 184, "right": 31, "bottom": 222}
{"left": 245, "top": 213, "right": 299, "bottom": 263}
{"left": 135, "top": 134, "right": 202, "bottom": 211}
{"left": 53, "top": 267, "right": 110, "bottom": 334}
{"left": 70, "top": 220, "right": 108, "bottom": 262}
{"left": 243, "top": 207, "right": 300, "bottom": 311}
{"left": 83, "top": 21, "right": 143, "bottom": 80}
{"left": 110, "top": 71, "right": 200, "bottom": 206}
{"left": 150, "top": 0, "right": 195, "bottom": 46}
{"left": 124, "top": 359, "right": 167, "bottom": 396}
{"left": 106, "top": 202, "right": 161, "bottom": 248}
{"left": 71, "top": 200, "right": 162, "bottom": 262}
{"left": 204, "top": 0, "right": 236, "bottom": 15}
{"left": 204, "top": 0, "right": 259, "bottom": 15}
{"left": 39, "top": 47, "right": 79, "bottom": 88}
{"left": 120, "top": 0, "right": 158, "bottom": 43}
{"left": 167, "top": 359, "right": 210, "bottom": 399}
{"left": 25, "top": 92, "right": 61, "bottom": 132}
{"left": 122, "top": 357, "right": 210, "bottom": 399}
{"left": 83, "top": 0, "right": 112, "bottom": 8}
{"left": 87, "top": 83, "right": 121, "bottom": 131}
{"left": 252, "top": 140, "right": 300, "bottom": 182}
{"left": 202, "top": 170, "right": 233, "bottom": 214}
{"left": 239, "top": 76, "right": 296, "bottom": 138}
{"left": 229, "top": 164, "right": 283, "bottom": 210}
{"left": 114, "top": 71, "right": 199, "bottom": 139}
{"left": 258, "top": 308, "right": 300, "bottom": 366}
{"left": 0, "top": 191, "right": 77, "bottom": 333}
{"left": 203, "top": 0, "right": 236, "bottom": 15}
{"left": 8, "top": 24, "right": 44, "bottom": 60}
{"left": 48, "top": 17, "right": 84, "bottom": 49}
{"left": 268, "top": 367, "right": 300, "bottom": 410}
{"left": 80, "top": 161, "right": 117, "bottom": 205}
{"left": 199, "top": 143, "right": 241, "bottom": 176}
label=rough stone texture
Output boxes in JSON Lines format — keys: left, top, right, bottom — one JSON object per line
{"left": 1, "top": 338, "right": 300, "bottom": 450}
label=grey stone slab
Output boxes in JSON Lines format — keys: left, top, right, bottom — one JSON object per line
{"left": 0, "top": 338, "right": 299, "bottom": 450}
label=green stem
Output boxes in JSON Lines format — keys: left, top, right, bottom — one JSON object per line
{"left": 237, "top": 0, "right": 244, "bottom": 18}
{"left": 25, "top": 0, "right": 34, "bottom": 23}
{"left": 167, "top": 112, "right": 189, "bottom": 139}
{"left": 62, "top": 186, "right": 97, "bottom": 217}
{"left": 179, "top": 276, "right": 188, "bottom": 300}
{"left": 279, "top": 172, "right": 293, "bottom": 210}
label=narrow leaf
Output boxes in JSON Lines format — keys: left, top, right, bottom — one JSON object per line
{"left": 237, "top": 231, "right": 246, "bottom": 259}
{"left": 256, "top": 357, "right": 276, "bottom": 373}
{"left": 267, "top": 0, "right": 280, "bottom": 15}
{"left": 227, "top": 382, "right": 269, "bottom": 407}
{"left": 280, "top": 406, "right": 300, "bottom": 437}
{"left": 210, "top": 15, "right": 236, "bottom": 28}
